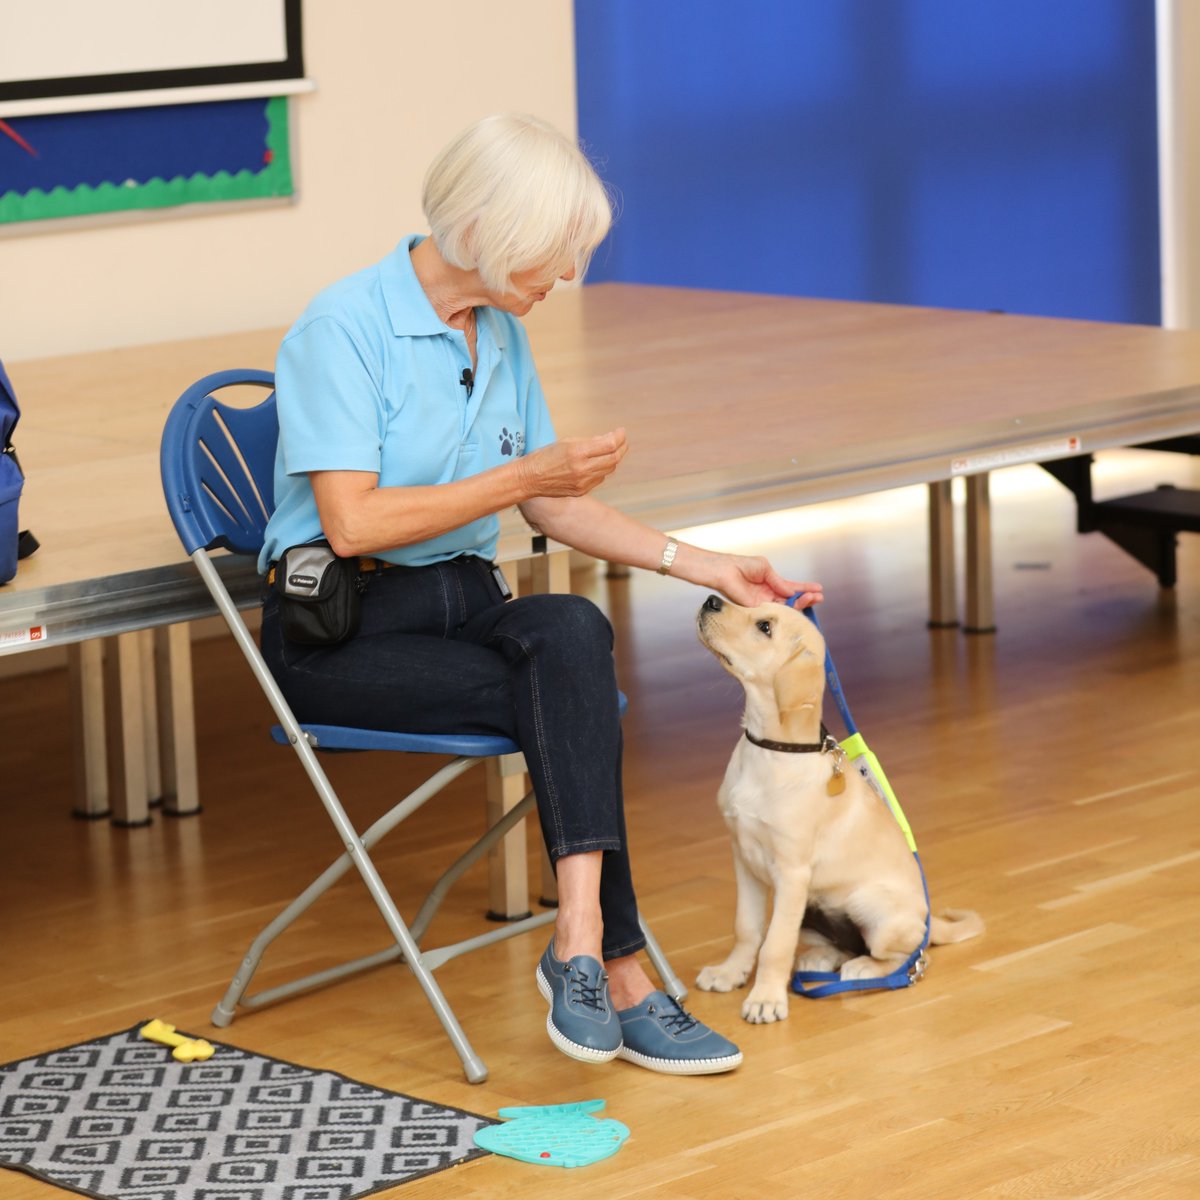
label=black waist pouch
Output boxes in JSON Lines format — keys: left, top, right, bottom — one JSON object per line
{"left": 274, "top": 540, "right": 363, "bottom": 645}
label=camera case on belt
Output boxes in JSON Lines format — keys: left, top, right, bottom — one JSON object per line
{"left": 274, "top": 540, "right": 363, "bottom": 645}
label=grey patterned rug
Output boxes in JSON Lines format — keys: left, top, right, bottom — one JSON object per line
{"left": 0, "top": 1024, "right": 494, "bottom": 1200}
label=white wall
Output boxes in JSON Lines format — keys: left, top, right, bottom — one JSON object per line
{"left": 3, "top": 0, "right": 579, "bottom": 361}
{"left": 1158, "top": 0, "right": 1200, "bottom": 329}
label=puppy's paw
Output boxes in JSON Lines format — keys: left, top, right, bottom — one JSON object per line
{"left": 696, "top": 962, "right": 750, "bottom": 992}
{"left": 795, "top": 944, "right": 846, "bottom": 974}
{"left": 741, "top": 986, "right": 789, "bottom": 1024}
{"left": 839, "top": 955, "right": 893, "bottom": 981}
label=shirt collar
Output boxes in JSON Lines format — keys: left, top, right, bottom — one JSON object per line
{"left": 379, "top": 234, "right": 507, "bottom": 348}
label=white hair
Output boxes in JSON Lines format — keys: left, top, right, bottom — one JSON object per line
{"left": 422, "top": 113, "right": 613, "bottom": 292}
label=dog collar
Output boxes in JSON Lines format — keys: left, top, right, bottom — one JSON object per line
{"left": 743, "top": 730, "right": 839, "bottom": 754}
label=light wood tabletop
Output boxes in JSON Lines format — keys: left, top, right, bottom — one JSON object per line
{"left": 6, "top": 281, "right": 1200, "bottom": 648}
{"left": 524, "top": 283, "right": 1200, "bottom": 527}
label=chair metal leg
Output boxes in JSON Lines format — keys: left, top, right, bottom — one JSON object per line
{"left": 194, "top": 552, "right": 491, "bottom": 1083}
{"left": 209, "top": 758, "right": 495, "bottom": 1082}
{"left": 213, "top": 774, "right": 554, "bottom": 1030}
{"left": 412, "top": 785, "right": 539, "bottom": 941}
{"left": 640, "top": 915, "right": 687, "bottom": 1001}
{"left": 288, "top": 762, "right": 491, "bottom": 1083}
{"left": 210, "top": 756, "right": 480, "bottom": 1021}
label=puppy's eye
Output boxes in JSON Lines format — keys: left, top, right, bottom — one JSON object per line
{"left": 756, "top": 620, "right": 773, "bottom": 637}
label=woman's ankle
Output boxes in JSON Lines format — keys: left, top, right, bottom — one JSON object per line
{"left": 553, "top": 914, "right": 603, "bottom": 964}
{"left": 604, "top": 953, "right": 655, "bottom": 1010}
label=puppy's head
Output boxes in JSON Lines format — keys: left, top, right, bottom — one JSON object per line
{"left": 696, "top": 595, "right": 825, "bottom": 715}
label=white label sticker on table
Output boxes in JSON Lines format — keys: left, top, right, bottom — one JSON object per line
{"left": 951, "top": 436, "right": 1081, "bottom": 475}
{"left": 0, "top": 625, "right": 47, "bottom": 648}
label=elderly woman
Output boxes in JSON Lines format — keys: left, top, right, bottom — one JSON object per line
{"left": 259, "top": 113, "right": 823, "bottom": 1075}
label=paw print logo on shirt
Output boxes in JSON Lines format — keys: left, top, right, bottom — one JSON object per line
{"left": 498, "top": 427, "right": 525, "bottom": 457}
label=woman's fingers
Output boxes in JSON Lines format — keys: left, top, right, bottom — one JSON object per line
{"left": 581, "top": 428, "right": 628, "bottom": 475}
{"left": 524, "top": 429, "right": 629, "bottom": 497}
{"left": 789, "top": 588, "right": 824, "bottom": 607}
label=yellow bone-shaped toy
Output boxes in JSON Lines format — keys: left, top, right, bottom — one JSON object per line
{"left": 139, "top": 1019, "right": 215, "bottom": 1062}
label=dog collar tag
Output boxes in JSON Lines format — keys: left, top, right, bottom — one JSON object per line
{"left": 826, "top": 741, "right": 848, "bottom": 796}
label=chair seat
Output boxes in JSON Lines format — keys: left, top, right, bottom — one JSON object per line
{"left": 271, "top": 694, "right": 627, "bottom": 758}
{"left": 271, "top": 724, "right": 521, "bottom": 757}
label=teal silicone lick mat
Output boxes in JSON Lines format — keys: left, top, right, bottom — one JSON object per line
{"left": 473, "top": 1100, "right": 630, "bottom": 1168}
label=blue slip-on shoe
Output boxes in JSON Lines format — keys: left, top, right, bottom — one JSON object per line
{"left": 535, "top": 940, "right": 622, "bottom": 1064}
{"left": 616, "top": 991, "right": 743, "bottom": 1075}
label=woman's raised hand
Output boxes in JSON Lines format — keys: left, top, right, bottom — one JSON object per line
{"left": 517, "top": 429, "right": 628, "bottom": 498}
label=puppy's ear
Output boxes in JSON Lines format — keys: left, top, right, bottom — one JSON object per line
{"left": 773, "top": 645, "right": 821, "bottom": 718}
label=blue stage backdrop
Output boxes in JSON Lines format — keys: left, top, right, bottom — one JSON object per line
{"left": 574, "top": 0, "right": 1160, "bottom": 324}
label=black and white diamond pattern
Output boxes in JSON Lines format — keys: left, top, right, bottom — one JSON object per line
{"left": 0, "top": 1025, "right": 493, "bottom": 1199}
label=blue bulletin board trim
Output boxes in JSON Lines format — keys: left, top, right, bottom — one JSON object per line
{"left": 0, "top": 97, "right": 292, "bottom": 225}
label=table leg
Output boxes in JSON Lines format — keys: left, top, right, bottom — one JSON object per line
{"left": 539, "top": 843, "right": 558, "bottom": 908}
{"left": 485, "top": 751, "right": 533, "bottom": 921}
{"left": 139, "top": 630, "right": 163, "bottom": 804}
{"left": 68, "top": 641, "right": 109, "bottom": 819}
{"left": 964, "top": 472, "right": 998, "bottom": 634}
{"left": 103, "top": 632, "right": 153, "bottom": 827}
{"left": 927, "top": 480, "right": 959, "bottom": 628}
{"left": 523, "top": 549, "right": 568, "bottom": 908}
{"left": 486, "top": 563, "right": 531, "bottom": 919}
{"left": 528, "top": 547, "right": 571, "bottom": 595}
{"left": 154, "top": 623, "right": 200, "bottom": 816}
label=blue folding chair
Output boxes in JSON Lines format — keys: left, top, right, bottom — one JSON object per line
{"left": 160, "top": 369, "right": 684, "bottom": 1083}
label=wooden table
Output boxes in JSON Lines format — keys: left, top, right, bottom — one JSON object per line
{"left": 3, "top": 330, "right": 285, "bottom": 827}
{"left": 4, "top": 283, "right": 1200, "bottom": 884}
{"left": 524, "top": 284, "right": 1200, "bottom": 628}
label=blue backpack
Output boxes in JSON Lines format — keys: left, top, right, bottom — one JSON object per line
{"left": 1, "top": 360, "right": 38, "bottom": 585}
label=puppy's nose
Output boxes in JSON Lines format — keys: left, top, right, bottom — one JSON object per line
{"left": 702, "top": 595, "right": 723, "bottom": 612}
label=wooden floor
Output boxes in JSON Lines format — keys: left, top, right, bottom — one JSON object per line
{"left": 2, "top": 454, "right": 1198, "bottom": 1199}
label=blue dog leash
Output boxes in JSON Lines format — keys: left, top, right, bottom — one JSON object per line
{"left": 785, "top": 594, "right": 932, "bottom": 998}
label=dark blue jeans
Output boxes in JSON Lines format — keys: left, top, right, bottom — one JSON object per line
{"left": 260, "top": 555, "right": 645, "bottom": 960}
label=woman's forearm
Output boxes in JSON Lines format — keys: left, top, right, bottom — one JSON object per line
{"left": 311, "top": 431, "right": 628, "bottom": 557}
{"left": 312, "top": 463, "right": 530, "bottom": 557}
{"left": 520, "top": 494, "right": 717, "bottom": 583}
{"left": 518, "top": 494, "right": 822, "bottom": 608}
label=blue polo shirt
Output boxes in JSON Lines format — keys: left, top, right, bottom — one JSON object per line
{"left": 259, "top": 235, "right": 557, "bottom": 571}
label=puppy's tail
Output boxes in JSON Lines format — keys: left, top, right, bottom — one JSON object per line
{"left": 929, "top": 908, "right": 985, "bottom": 944}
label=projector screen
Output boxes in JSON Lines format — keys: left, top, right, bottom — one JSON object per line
{"left": 0, "top": 0, "right": 307, "bottom": 117}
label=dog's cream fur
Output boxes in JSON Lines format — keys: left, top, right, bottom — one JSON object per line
{"left": 695, "top": 596, "right": 983, "bottom": 1023}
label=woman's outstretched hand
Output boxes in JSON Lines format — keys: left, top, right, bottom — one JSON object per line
{"left": 708, "top": 552, "right": 824, "bottom": 609}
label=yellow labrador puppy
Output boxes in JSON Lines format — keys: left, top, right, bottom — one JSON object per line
{"left": 695, "top": 595, "right": 983, "bottom": 1023}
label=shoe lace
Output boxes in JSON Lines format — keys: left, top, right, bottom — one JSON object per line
{"left": 565, "top": 964, "right": 609, "bottom": 1013}
{"left": 650, "top": 999, "right": 698, "bottom": 1034}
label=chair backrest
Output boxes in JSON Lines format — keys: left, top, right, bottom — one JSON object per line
{"left": 161, "top": 369, "right": 278, "bottom": 556}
